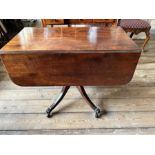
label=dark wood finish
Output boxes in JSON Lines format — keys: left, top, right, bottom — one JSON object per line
{"left": 0, "top": 27, "right": 141, "bottom": 86}
{"left": 0, "top": 27, "right": 139, "bottom": 52}
{"left": 46, "top": 86, "right": 70, "bottom": 117}
{"left": 76, "top": 86, "right": 101, "bottom": 118}
{"left": 76, "top": 86, "right": 97, "bottom": 110}
{"left": 42, "top": 19, "right": 117, "bottom": 27}
{"left": 0, "top": 52, "right": 140, "bottom": 86}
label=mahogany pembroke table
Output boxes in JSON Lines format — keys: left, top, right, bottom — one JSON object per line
{"left": 0, "top": 27, "right": 141, "bottom": 118}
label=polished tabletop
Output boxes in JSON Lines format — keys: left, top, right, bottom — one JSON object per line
{"left": 0, "top": 26, "right": 141, "bottom": 86}
{"left": 1, "top": 27, "right": 140, "bottom": 53}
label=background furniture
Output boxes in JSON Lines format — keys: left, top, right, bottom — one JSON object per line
{"left": 118, "top": 19, "right": 151, "bottom": 51}
{"left": 0, "top": 21, "right": 9, "bottom": 48}
{"left": 42, "top": 19, "right": 117, "bottom": 27}
{"left": 0, "top": 27, "right": 141, "bottom": 118}
{"left": 0, "top": 20, "right": 24, "bottom": 48}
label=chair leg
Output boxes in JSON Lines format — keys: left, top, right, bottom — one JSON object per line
{"left": 142, "top": 31, "right": 150, "bottom": 51}
{"left": 130, "top": 32, "right": 134, "bottom": 38}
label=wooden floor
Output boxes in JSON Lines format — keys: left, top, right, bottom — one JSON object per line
{"left": 0, "top": 38, "right": 155, "bottom": 135}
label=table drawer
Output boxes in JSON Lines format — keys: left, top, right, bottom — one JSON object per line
{"left": 67, "top": 19, "right": 93, "bottom": 24}
{"left": 66, "top": 19, "right": 79, "bottom": 24}
{"left": 93, "top": 19, "right": 116, "bottom": 23}
{"left": 79, "top": 19, "right": 93, "bottom": 23}
{"left": 42, "top": 19, "right": 64, "bottom": 26}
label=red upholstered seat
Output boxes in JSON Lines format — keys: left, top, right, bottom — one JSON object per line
{"left": 120, "top": 19, "right": 151, "bottom": 29}
{"left": 118, "top": 19, "right": 151, "bottom": 51}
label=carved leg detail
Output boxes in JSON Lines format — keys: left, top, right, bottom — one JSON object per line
{"left": 46, "top": 86, "right": 70, "bottom": 118}
{"left": 46, "top": 86, "right": 102, "bottom": 118}
{"left": 76, "top": 86, "right": 102, "bottom": 118}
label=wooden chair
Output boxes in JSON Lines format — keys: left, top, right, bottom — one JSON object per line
{"left": 118, "top": 19, "right": 151, "bottom": 51}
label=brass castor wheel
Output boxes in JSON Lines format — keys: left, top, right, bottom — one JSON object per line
{"left": 95, "top": 108, "right": 101, "bottom": 118}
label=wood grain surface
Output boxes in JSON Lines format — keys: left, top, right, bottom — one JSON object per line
{"left": 0, "top": 27, "right": 141, "bottom": 86}
{"left": 1, "top": 27, "right": 140, "bottom": 52}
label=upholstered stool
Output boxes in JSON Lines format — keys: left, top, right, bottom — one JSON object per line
{"left": 118, "top": 19, "right": 151, "bottom": 51}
